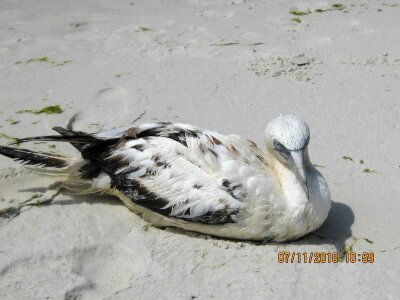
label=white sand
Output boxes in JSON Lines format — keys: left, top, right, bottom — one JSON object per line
{"left": 0, "top": 0, "right": 399, "bottom": 298}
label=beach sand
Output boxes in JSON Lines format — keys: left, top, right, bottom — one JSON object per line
{"left": 0, "top": 0, "right": 399, "bottom": 298}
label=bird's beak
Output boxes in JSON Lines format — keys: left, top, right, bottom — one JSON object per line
{"left": 288, "top": 150, "right": 309, "bottom": 198}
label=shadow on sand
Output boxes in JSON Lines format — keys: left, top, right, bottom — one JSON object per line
{"left": 291, "top": 200, "right": 355, "bottom": 253}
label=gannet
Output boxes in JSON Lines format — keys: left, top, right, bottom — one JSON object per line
{"left": 0, "top": 114, "right": 331, "bottom": 241}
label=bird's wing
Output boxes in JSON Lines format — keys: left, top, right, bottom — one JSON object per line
{"left": 82, "top": 122, "right": 268, "bottom": 224}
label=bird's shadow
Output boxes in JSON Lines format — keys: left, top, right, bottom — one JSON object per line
{"left": 290, "top": 200, "right": 354, "bottom": 252}
{"left": 15, "top": 188, "right": 355, "bottom": 253}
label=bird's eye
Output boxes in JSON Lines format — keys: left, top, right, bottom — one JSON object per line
{"left": 305, "top": 135, "right": 310, "bottom": 147}
{"left": 273, "top": 139, "right": 289, "bottom": 158}
{"left": 273, "top": 139, "right": 284, "bottom": 151}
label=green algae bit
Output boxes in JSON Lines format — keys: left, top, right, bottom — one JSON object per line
{"left": 17, "top": 105, "right": 64, "bottom": 115}
{"left": 363, "top": 238, "right": 374, "bottom": 244}
{"left": 291, "top": 17, "right": 302, "bottom": 23}
{"left": 0, "top": 133, "right": 20, "bottom": 144}
{"left": 22, "top": 57, "right": 71, "bottom": 66}
{"left": 135, "top": 27, "right": 151, "bottom": 32}
{"left": 26, "top": 57, "right": 49, "bottom": 63}
{"left": 7, "top": 119, "right": 20, "bottom": 125}
{"left": 342, "top": 155, "right": 353, "bottom": 161}
{"left": 338, "top": 243, "right": 354, "bottom": 261}
{"left": 332, "top": 3, "right": 345, "bottom": 10}
{"left": 345, "top": 244, "right": 353, "bottom": 255}
{"left": 289, "top": 10, "right": 310, "bottom": 16}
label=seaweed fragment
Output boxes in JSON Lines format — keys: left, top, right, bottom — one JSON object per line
{"left": 17, "top": 105, "right": 64, "bottom": 115}
{"left": 19, "top": 57, "right": 71, "bottom": 66}
{"left": 26, "top": 57, "right": 49, "bottom": 63}
{"left": 363, "top": 238, "right": 374, "bottom": 244}
{"left": 289, "top": 9, "right": 310, "bottom": 16}
{"left": 332, "top": 3, "right": 345, "bottom": 10}
{"left": 0, "top": 132, "right": 20, "bottom": 144}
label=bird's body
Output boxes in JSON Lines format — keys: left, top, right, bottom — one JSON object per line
{"left": 0, "top": 115, "right": 331, "bottom": 241}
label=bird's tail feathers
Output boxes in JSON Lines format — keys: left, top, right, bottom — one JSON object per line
{"left": 0, "top": 127, "right": 113, "bottom": 195}
{"left": 9, "top": 134, "right": 99, "bottom": 147}
{"left": 0, "top": 145, "right": 109, "bottom": 196}
{"left": 0, "top": 145, "right": 72, "bottom": 169}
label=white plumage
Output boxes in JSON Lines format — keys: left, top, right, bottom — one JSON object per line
{"left": 0, "top": 114, "right": 331, "bottom": 241}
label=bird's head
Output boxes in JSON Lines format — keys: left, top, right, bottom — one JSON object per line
{"left": 265, "top": 114, "right": 311, "bottom": 197}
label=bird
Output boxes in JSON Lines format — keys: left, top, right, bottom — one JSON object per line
{"left": 0, "top": 114, "right": 331, "bottom": 241}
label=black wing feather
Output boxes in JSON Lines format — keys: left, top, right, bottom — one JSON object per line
{"left": 0, "top": 145, "right": 68, "bottom": 168}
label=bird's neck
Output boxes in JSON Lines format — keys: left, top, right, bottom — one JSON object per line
{"left": 267, "top": 153, "right": 311, "bottom": 210}
{"left": 264, "top": 150, "right": 331, "bottom": 240}
{"left": 267, "top": 151, "right": 330, "bottom": 219}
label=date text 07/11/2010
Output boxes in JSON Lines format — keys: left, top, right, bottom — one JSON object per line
{"left": 277, "top": 252, "right": 375, "bottom": 264}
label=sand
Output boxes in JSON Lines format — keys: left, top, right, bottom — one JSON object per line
{"left": 0, "top": 0, "right": 399, "bottom": 299}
